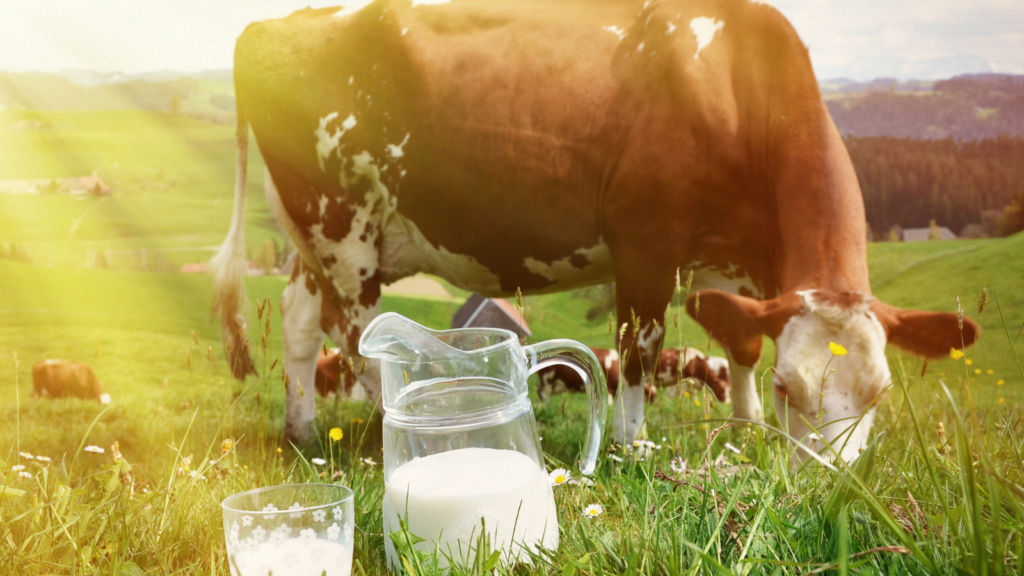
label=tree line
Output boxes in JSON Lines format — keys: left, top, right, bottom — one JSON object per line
{"left": 845, "top": 136, "right": 1024, "bottom": 239}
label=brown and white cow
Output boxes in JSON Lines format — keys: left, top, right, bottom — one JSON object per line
{"left": 537, "top": 347, "right": 730, "bottom": 403}
{"left": 212, "top": 0, "right": 979, "bottom": 458}
{"left": 32, "top": 360, "right": 110, "bottom": 404}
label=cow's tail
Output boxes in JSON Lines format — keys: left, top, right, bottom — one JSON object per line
{"left": 211, "top": 107, "right": 257, "bottom": 380}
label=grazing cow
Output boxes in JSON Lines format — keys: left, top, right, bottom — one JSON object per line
{"left": 314, "top": 347, "right": 370, "bottom": 399}
{"left": 315, "top": 348, "right": 344, "bottom": 397}
{"left": 537, "top": 347, "right": 729, "bottom": 403}
{"left": 213, "top": 0, "right": 979, "bottom": 457}
{"left": 32, "top": 360, "right": 110, "bottom": 404}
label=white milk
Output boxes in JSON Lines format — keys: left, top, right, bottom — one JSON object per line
{"left": 230, "top": 538, "right": 352, "bottom": 576}
{"left": 382, "top": 447, "right": 558, "bottom": 568}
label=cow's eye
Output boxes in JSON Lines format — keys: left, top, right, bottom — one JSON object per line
{"left": 773, "top": 376, "right": 787, "bottom": 397}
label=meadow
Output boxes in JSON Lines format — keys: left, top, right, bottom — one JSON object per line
{"left": 1, "top": 109, "right": 1023, "bottom": 574}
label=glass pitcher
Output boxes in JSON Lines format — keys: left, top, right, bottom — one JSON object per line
{"left": 358, "top": 312, "right": 606, "bottom": 569}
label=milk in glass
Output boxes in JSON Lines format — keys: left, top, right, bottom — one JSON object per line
{"left": 230, "top": 538, "right": 352, "bottom": 576}
{"left": 382, "top": 447, "right": 557, "bottom": 567}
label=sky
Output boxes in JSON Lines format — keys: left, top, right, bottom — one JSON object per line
{"left": 1, "top": 0, "right": 1022, "bottom": 81}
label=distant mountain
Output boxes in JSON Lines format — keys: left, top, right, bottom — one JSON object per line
{"left": 50, "top": 69, "right": 232, "bottom": 86}
{"left": 823, "top": 74, "right": 1024, "bottom": 140}
{"left": 814, "top": 54, "right": 994, "bottom": 82}
{"left": 0, "top": 71, "right": 235, "bottom": 123}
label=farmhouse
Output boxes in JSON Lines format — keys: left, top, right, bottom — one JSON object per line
{"left": 0, "top": 172, "right": 111, "bottom": 196}
{"left": 452, "top": 294, "right": 531, "bottom": 339}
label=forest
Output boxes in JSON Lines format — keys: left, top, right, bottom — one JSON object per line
{"left": 847, "top": 135, "right": 1024, "bottom": 239}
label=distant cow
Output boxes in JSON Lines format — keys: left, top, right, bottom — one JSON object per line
{"left": 314, "top": 348, "right": 368, "bottom": 400}
{"left": 537, "top": 347, "right": 729, "bottom": 403}
{"left": 32, "top": 360, "right": 110, "bottom": 404}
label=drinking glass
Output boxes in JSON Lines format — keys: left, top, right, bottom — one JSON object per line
{"left": 222, "top": 484, "right": 355, "bottom": 576}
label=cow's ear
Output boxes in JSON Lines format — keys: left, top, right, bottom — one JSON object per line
{"left": 872, "top": 301, "right": 981, "bottom": 359}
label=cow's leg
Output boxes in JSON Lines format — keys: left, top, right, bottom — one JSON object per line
{"left": 725, "top": 351, "right": 763, "bottom": 421}
{"left": 610, "top": 267, "right": 674, "bottom": 445}
{"left": 281, "top": 263, "right": 326, "bottom": 443}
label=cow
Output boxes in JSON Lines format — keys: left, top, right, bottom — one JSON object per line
{"left": 32, "top": 360, "right": 110, "bottom": 404}
{"left": 314, "top": 347, "right": 371, "bottom": 399}
{"left": 212, "top": 0, "right": 979, "bottom": 460}
{"left": 537, "top": 347, "right": 730, "bottom": 403}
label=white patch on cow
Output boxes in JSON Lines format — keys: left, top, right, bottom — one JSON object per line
{"left": 99, "top": 393, "right": 112, "bottom": 404}
{"left": 603, "top": 349, "right": 619, "bottom": 372}
{"left": 281, "top": 269, "right": 326, "bottom": 440}
{"left": 401, "top": 27, "right": 408, "bottom": 36}
{"left": 689, "top": 17, "right": 724, "bottom": 59}
{"left": 611, "top": 382, "right": 646, "bottom": 444}
{"left": 725, "top": 350, "right": 760, "bottom": 421}
{"left": 333, "top": 1, "right": 375, "bottom": 18}
{"left": 319, "top": 195, "right": 329, "bottom": 218}
{"left": 522, "top": 240, "right": 612, "bottom": 288}
{"left": 637, "top": 323, "right": 665, "bottom": 362}
{"left": 604, "top": 26, "right": 626, "bottom": 40}
{"left": 315, "top": 113, "right": 358, "bottom": 171}
{"left": 772, "top": 290, "right": 890, "bottom": 463}
{"left": 386, "top": 133, "right": 410, "bottom": 158}
{"left": 689, "top": 261, "right": 763, "bottom": 299}
{"left": 636, "top": 42, "right": 644, "bottom": 52}
{"left": 666, "top": 21, "right": 677, "bottom": 35}
{"left": 379, "top": 212, "right": 503, "bottom": 294}
{"left": 349, "top": 76, "right": 354, "bottom": 85}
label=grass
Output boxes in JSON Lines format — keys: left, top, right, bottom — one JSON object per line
{"left": 2, "top": 108, "right": 1023, "bottom": 574}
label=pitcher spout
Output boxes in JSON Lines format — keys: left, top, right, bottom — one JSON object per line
{"left": 358, "top": 312, "right": 519, "bottom": 362}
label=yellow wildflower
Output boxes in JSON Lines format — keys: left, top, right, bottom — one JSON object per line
{"left": 949, "top": 348, "right": 964, "bottom": 360}
{"left": 694, "top": 399, "right": 701, "bottom": 407}
{"left": 998, "top": 398, "right": 1005, "bottom": 404}
{"left": 329, "top": 428, "right": 343, "bottom": 442}
{"left": 276, "top": 447, "right": 282, "bottom": 454}
{"left": 997, "top": 380, "right": 1004, "bottom": 386}
{"left": 987, "top": 369, "right": 994, "bottom": 374}
{"left": 966, "top": 359, "right": 973, "bottom": 366}
{"left": 828, "top": 342, "right": 847, "bottom": 356}
{"left": 974, "top": 369, "right": 981, "bottom": 375}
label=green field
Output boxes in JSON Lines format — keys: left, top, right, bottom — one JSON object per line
{"left": 2, "top": 109, "right": 1023, "bottom": 574}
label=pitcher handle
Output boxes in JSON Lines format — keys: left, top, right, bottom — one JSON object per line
{"left": 525, "top": 340, "right": 607, "bottom": 475}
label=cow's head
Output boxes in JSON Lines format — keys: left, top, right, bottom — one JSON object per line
{"left": 687, "top": 289, "right": 979, "bottom": 462}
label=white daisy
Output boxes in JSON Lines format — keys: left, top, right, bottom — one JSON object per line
{"left": 18, "top": 471, "right": 32, "bottom": 479}
{"left": 311, "top": 458, "right": 326, "bottom": 466}
{"left": 568, "top": 477, "right": 595, "bottom": 487}
{"left": 252, "top": 525, "right": 267, "bottom": 541}
{"left": 18, "top": 452, "right": 33, "bottom": 459}
{"left": 84, "top": 446, "right": 104, "bottom": 454}
{"left": 549, "top": 468, "right": 571, "bottom": 486}
{"left": 188, "top": 470, "right": 206, "bottom": 480}
{"left": 327, "top": 522, "right": 341, "bottom": 541}
{"left": 360, "top": 457, "right": 377, "bottom": 467}
{"left": 36, "top": 455, "right": 51, "bottom": 462}
{"left": 582, "top": 504, "right": 604, "bottom": 518}
{"left": 261, "top": 503, "right": 279, "bottom": 520}
{"left": 609, "top": 455, "right": 623, "bottom": 462}
{"left": 724, "top": 442, "right": 741, "bottom": 455}
{"left": 312, "top": 509, "right": 327, "bottom": 523}
{"left": 670, "top": 456, "right": 687, "bottom": 474}
{"left": 288, "top": 502, "right": 304, "bottom": 518}
{"left": 299, "top": 528, "right": 317, "bottom": 540}
{"left": 11, "top": 465, "right": 25, "bottom": 472}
